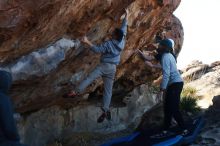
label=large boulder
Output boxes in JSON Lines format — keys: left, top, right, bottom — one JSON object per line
{"left": 17, "top": 84, "right": 158, "bottom": 146}
{"left": 0, "top": 0, "right": 184, "bottom": 145}
{"left": 0, "top": 0, "right": 183, "bottom": 113}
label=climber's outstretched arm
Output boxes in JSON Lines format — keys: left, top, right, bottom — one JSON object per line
{"left": 121, "top": 8, "right": 129, "bottom": 36}
{"left": 81, "top": 36, "right": 109, "bottom": 53}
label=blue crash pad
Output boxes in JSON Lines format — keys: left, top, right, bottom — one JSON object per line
{"left": 101, "top": 116, "right": 204, "bottom": 146}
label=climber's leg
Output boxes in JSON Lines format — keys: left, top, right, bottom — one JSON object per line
{"left": 102, "top": 72, "right": 115, "bottom": 112}
{"left": 76, "top": 66, "right": 103, "bottom": 94}
{"left": 65, "top": 65, "right": 103, "bottom": 98}
{"left": 97, "top": 63, "right": 116, "bottom": 123}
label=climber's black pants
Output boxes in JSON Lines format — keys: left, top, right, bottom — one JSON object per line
{"left": 163, "top": 82, "right": 185, "bottom": 130}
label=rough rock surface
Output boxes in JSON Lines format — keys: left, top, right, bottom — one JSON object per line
{"left": 182, "top": 60, "right": 220, "bottom": 108}
{"left": 191, "top": 95, "right": 220, "bottom": 146}
{"left": 17, "top": 84, "right": 157, "bottom": 146}
{"left": 181, "top": 60, "right": 209, "bottom": 81}
{"left": 0, "top": 0, "right": 183, "bottom": 113}
{"left": 0, "top": 0, "right": 183, "bottom": 145}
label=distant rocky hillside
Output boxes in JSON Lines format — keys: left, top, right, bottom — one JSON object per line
{"left": 181, "top": 60, "right": 220, "bottom": 108}
{"left": 175, "top": 60, "right": 220, "bottom": 145}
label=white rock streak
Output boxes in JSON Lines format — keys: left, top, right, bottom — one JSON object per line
{"left": 0, "top": 38, "right": 80, "bottom": 80}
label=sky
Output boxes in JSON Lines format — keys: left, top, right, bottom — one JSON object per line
{"left": 174, "top": 0, "right": 220, "bottom": 69}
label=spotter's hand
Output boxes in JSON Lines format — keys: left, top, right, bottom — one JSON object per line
{"left": 137, "top": 49, "right": 143, "bottom": 54}
{"left": 81, "top": 36, "right": 89, "bottom": 44}
{"left": 145, "top": 61, "right": 153, "bottom": 67}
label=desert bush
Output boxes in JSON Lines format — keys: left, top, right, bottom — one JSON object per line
{"left": 180, "top": 86, "right": 201, "bottom": 114}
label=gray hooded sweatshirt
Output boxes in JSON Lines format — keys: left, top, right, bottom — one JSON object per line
{"left": 91, "top": 17, "right": 128, "bottom": 65}
{"left": 160, "top": 53, "right": 183, "bottom": 89}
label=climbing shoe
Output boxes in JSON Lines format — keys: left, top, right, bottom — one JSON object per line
{"left": 106, "top": 111, "right": 111, "bottom": 121}
{"left": 181, "top": 129, "right": 190, "bottom": 136}
{"left": 97, "top": 108, "right": 111, "bottom": 123}
{"left": 63, "top": 91, "right": 78, "bottom": 98}
{"left": 97, "top": 112, "right": 107, "bottom": 123}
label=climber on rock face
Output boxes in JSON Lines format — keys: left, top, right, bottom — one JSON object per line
{"left": 64, "top": 9, "right": 129, "bottom": 123}
{"left": 0, "top": 70, "right": 27, "bottom": 146}
{"left": 137, "top": 39, "right": 189, "bottom": 136}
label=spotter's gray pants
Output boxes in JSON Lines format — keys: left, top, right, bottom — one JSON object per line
{"left": 76, "top": 63, "right": 116, "bottom": 111}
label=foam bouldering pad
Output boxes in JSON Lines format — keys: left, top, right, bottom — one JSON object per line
{"left": 101, "top": 116, "right": 204, "bottom": 146}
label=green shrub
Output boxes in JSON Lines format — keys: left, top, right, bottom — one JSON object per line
{"left": 180, "top": 96, "right": 201, "bottom": 114}
{"left": 180, "top": 86, "right": 201, "bottom": 114}
{"left": 181, "top": 86, "right": 198, "bottom": 98}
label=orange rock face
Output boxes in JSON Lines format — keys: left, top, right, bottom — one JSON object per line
{"left": 0, "top": 0, "right": 183, "bottom": 113}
